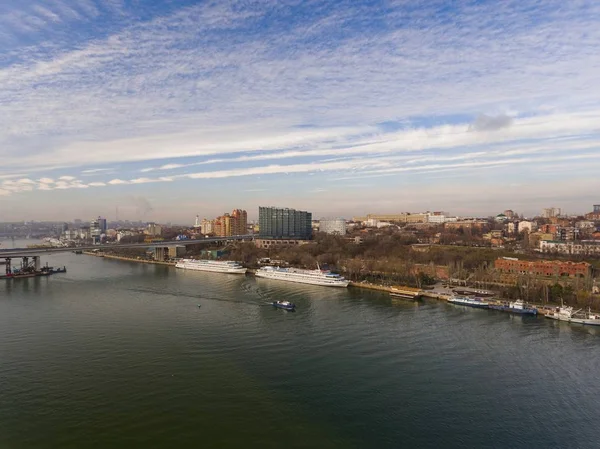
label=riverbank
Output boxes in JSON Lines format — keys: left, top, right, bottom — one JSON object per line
{"left": 82, "top": 252, "right": 592, "bottom": 315}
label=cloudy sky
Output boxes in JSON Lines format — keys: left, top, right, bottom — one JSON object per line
{"left": 1, "top": 0, "right": 599, "bottom": 223}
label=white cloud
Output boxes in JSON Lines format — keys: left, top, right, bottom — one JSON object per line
{"left": 108, "top": 179, "right": 128, "bottom": 185}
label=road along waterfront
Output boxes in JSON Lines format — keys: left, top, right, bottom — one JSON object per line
{"left": 1, "top": 246, "right": 600, "bottom": 448}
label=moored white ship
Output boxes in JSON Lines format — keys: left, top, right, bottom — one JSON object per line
{"left": 255, "top": 265, "right": 349, "bottom": 287}
{"left": 546, "top": 306, "right": 600, "bottom": 326}
{"left": 175, "top": 259, "right": 247, "bottom": 274}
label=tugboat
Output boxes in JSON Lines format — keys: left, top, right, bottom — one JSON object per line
{"left": 272, "top": 300, "right": 296, "bottom": 311}
{"left": 489, "top": 299, "right": 537, "bottom": 315}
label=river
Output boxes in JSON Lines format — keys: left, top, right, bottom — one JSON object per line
{"left": 1, "top": 242, "right": 599, "bottom": 448}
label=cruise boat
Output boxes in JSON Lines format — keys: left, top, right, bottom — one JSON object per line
{"left": 175, "top": 259, "right": 247, "bottom": 274}
{"left": 489, "top": 299, "right": 537, "bottom": 315}
{"left": 255, "top": 265, "right": 349, "bottom": 287}
{"left": 447, "top": 296, "right": 489, "bottom": 309}
{"left": 272, "top": 300, "right": 296, "bottom": 311}
{"left": 546, "top": 306, "right": 600, "bottom": 326}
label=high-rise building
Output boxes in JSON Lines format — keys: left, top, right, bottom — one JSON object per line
{"left": 231, "top": 209, "right": 248, "bottom": 235}
{"left": 594, "top": 205, "right": 600, "bottom": 213}
{"left": 259, "top": 207, "right": 312, "bottom": 240}
{"left": 319, "top": 218, "right": 347, "bottom": 235}
{"left": 98, "top": 217, "right": 107, "bottom": 233}
{"left": 200, "top": 218, "right": 214, "bottom": 235}
{"left": 213, "top": 210, "right": 247, "bottom": 237}
{"left": 90, "top": 217, "right": 101, "bottom": 244}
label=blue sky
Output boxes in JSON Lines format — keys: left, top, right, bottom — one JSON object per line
{"left": 1, "top": 0, "right": 599, "bottom": 223}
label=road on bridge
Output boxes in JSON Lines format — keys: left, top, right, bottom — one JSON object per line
{"left": 0, "top": 235, "right": 254, "bottom": 258}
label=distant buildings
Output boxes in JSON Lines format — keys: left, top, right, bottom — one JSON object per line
{"left": 585, "top": 204, "right": 600, "bottom": 221}
{"left": 213, "top": 209, "right": 248, "bottom": 237}
{"left": 258, "top": 207, "right": 312, "bottom": 240}
{"left": 146, "top": 222, "right": 162, "bottom": 237}
{"left": 319, "top": 218, "right": 347, "bottom": 235}
{"left": 426, "top": 212, "right": 457, "bottom": 224}
{"left": 543, "top": 207, "right": 562, "bottom": 218}
{"left": 353, "top": 212, "right": 457, "bottom": 225}
{"left": 444, "top": 220, "right": 489, "bottom": 231}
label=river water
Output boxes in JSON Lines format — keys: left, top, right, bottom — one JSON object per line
{"left": 1, "top": 244, "right": 599, "bottom": 448}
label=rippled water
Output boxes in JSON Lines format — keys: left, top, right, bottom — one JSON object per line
{"left": 1, "top": 247, "right": 599, "bottom": 448}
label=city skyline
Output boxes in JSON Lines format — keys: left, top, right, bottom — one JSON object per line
{"left": 1, "top": 0, "right": 600, "bottom": 221}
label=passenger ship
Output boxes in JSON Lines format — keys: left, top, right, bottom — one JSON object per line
{"left": 175, "top": 259, "right": 247, "bottom": 274}
{"left": 255, "top": 266, "right": 349, "bottom": 287}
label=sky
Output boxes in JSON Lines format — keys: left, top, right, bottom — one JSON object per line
{"left": 0, "top": 0, "right": 599, "bottom": 223}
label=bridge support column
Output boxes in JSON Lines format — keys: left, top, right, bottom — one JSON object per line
{"left": 5, "top": 258, "right": 11, "bottom": 275}
{"left": 33, "top": 256, "right": 40, "bottom": 271}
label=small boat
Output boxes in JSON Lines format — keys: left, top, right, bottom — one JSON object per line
{"left": 447, "top": 296, "right": 489, "bottom": 309}
{"left": 489, "top": 299, "right": 537, "bottom": 315}
{"left": 272, "top": 300, "right": 296, "bottom": 311}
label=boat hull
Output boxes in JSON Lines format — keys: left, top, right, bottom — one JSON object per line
{"left": 448, "top": 299, "right": 489, "bottom": 309}
{"left": 175, "top": 263, "right": 247, "bottom": 274}
{"left": 546, "top": 315, "right": 600, "bottom": 326}
{"left": 489, "top": 305, "right": 537, "bottom": 315}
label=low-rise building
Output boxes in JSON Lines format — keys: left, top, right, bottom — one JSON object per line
{"left": 495, "top": 257, "right": 591, "bottom": 278}
{"left": 427, "top": 214, "right": 458, "bottom": 224}
{"left": 254, "top": 239, "right": 312, "bottom": 249}
{"left": 518, "top": 220, "right": 537, "bottom": 233}
{"left": 539, "top": 240, "right": 600, "bottom": 256}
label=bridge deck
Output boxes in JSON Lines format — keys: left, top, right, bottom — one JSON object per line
{"left": 0, "top": 235, "right": 253, "bottom": 257}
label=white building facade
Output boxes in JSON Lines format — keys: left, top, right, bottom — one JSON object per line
{"left": 319, "top": 218, "right": 347, "bottom": 235}
{"left": 539, "top": 240, "right": 600, "bottom": 255}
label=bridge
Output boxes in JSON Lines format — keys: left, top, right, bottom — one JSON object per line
{"left": 0, "top": 235, "right": 254, "bottom": 258}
